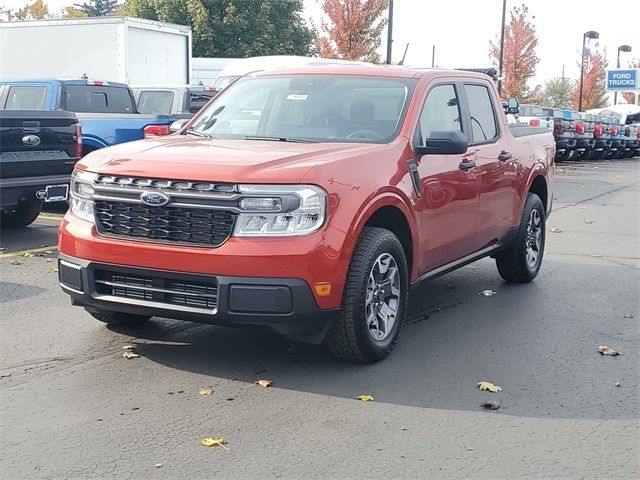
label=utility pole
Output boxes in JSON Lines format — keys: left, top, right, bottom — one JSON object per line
{"left": 498, "top": 0, "right": 507, "bottom": 97}
{"left": 386, "top": 0, "right": 394, "bottom": 65}
{"left": 431, "top": 45, "right": 435, "bottom": 68}
{"left": 399, "top": 43, "right": 409, "bottom": 65}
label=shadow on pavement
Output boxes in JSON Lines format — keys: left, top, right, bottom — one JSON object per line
{"left": 109, "top": 258, "right": 639, "bottom": 422}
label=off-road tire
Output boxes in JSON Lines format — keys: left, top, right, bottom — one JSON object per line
{"left": 85, "top": 308, "right": 152, "bottom": 327}
{"left": 0, "top": 199, "right": 42, "bottom": 229}
{"left": 495, "top": 193, "right": 546, "bottom": 283}
{"left": 326, "top": 227, "right": 409, "bottom": 363}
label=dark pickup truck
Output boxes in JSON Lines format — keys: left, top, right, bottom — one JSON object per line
{"left": 0, "top": 110, "right": 81, "bottom": 228}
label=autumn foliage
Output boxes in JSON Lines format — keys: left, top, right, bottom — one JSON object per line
{"left": 15, "top": 0, "right": 49, "bottom": 19}
{"left": 571, "top": 45, "right": 608, "bottom": 111}
{"left": 490, "top": 4, "right": 539, "bottom": 102}
{"left": 315, "top": 0, "right": 389, "bottom": 63}
{"left": 622, "top": 59, "right": 639, "bottom": 104}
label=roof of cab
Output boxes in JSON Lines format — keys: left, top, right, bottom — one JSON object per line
{"left": 0, "top": 78, "right": 130, "bottom": 88}
{"left": 253, "top": 64, "right": 493, "bottom": 80}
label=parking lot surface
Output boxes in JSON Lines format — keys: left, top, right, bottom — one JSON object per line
{"left": 1, "top": 159, "right": 638, "bottom": 479}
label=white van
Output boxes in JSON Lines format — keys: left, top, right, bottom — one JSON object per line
{"left": 211, "top": 55, "right": 369, "bottom": 90}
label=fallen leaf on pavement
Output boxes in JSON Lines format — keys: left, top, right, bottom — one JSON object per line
{"left": 623, "top": 314, "right": 634, "bottom": 319}
{"left": 480, "top": 401, "right": 500, "bottom": 410}
{"left": 200, "top": 437, "right": 229, "bottom": 450}
{"left": 479, "top": 290, "right": 496, "bottom": 297}
{"left": 199, "top": 387, "right": 213, "bottom": 396}
{"left": 445, "top": 283, "right": 455, "bottom": 289}
{"left": 549, "top": 227, "right": 562, "bottom": 233}
{"left": 583, "top": 219, "right": 595, "bottom": 224}
{"left": 9, "top": 260, "right": 23, "bottom": 265}
{"left": 615, "top": 382, "right": 621, "bottom": 387}
{"left": 598, "top": 345, "right": 621, "bottom": 356}
{"left": 122, "top": 345, "right": 136, "bottom": 350}
{"left": 478, "top": 381, "right": 502, "bottom": 393}
{"left": 47, "top": 267, "right": 58, "bottom": 273}
{"left": 357, "top": 394, "right": 375, "bottom": 402}
{"left": 122, "top": 350, "right": 140, "bottom": 359}
{"left": 154, "top": 463, "right": 163, "bottom": 468}
{"left": 590, "top": 254, "right": 603, "bottom": 258}
{"left": 255, "top": 379, "right": 272, "bottom": 388}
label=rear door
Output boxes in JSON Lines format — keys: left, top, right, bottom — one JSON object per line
{"left": 460, "top": 82, "right": 517, "bottom": 251}
{"left": 412, "top": 81, "right": 479, "bottom": 273}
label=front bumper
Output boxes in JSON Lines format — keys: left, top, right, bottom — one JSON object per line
{"left": 58, "top": 253, "right": 338, "bottom": 342}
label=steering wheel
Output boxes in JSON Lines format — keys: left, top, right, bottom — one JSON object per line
{"left": 346, "top": 129, "right": 383, "bottom": 140}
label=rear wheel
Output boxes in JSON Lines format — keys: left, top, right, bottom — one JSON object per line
{"left": 326, "top": 227, "right": 409, "bottom": 363}
{"left": 495, "top": 193, "right": 546, "bottom": 283}
{"left": 85, "top": 308, "right": 152, "bottom": 327}
{"left": 0, "top": 199, "right": 42, "bottom": 229}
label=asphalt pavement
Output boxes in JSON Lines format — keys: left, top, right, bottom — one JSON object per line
{"left": 1, "top": 159, "right": 638, "bottom": 479}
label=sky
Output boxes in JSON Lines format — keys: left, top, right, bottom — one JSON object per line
{"left": 2, "top": 0, "right": 638, "bottom": 88}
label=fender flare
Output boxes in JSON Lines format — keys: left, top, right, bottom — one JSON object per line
{"left": 522, "top": 161, "right": 550, "bottom": 210}
{"left": 81, "top": 134, "right": 109, "bottom": 150}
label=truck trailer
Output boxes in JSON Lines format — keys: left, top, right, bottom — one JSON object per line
{"left": 0, "top": 17, "right": 192, "bottom": 85}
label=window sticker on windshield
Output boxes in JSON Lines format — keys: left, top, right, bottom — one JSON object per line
{"left": 286, "top": 94, "right": 309, "bottom": 101}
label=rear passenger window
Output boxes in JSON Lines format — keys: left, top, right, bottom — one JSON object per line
{"left": 137, "top": 91, "right": 174, "bottom": 115}
{"left": 418, "top": 84, "right": 462, "bottom": 142}
{"left": 464, "top": 84, "right": 498, "bottom": 143}
{"left": 4, "top": 86, "right": 47, "bottom": 110}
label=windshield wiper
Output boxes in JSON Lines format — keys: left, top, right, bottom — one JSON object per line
{"left": 243, "top": 135, "right": 316, "bottom": 143}
{"left": 184, "top": 129, "right": 213, "bottom": 139}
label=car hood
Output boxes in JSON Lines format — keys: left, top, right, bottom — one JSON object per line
{"left": 78, "top": 136, "right": 385, "bottom": 183}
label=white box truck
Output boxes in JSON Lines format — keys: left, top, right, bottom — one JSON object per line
{"left": 0, "top": 17, "right": 192, "bottom": 85}
{"left": 191, "top": 57, "right": 233, "bottom": 86}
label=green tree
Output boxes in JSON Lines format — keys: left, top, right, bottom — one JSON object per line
{"left": 123, "top": 0, "right": 313, "bottom": 58}
{"left": 540, "top": 77, "right": 574, "bottom": 109}
{"left": 74, "top": 0, "right": 119, "bottom": 16}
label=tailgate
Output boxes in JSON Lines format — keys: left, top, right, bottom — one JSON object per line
{"left": 0, "top": 110, "right": 79, "bottom": 179}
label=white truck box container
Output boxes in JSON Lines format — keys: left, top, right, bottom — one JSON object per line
{"left": 0, "top": 17, "right": 192, "bottom": 85}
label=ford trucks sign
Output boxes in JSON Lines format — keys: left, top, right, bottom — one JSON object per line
{"left": 606, "top": 69, "right": 640, "bottom": 91}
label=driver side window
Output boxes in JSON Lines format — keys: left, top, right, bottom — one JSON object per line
{"left": 418, "top": 84, "right": 462, "bottom": 142}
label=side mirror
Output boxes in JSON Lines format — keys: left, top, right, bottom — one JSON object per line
{"left": 505, "top": 98, "right": 519, "bottom": 115}
{"left": 415, "top": 130, "right": 469, "bottom": 156}
{"left": 169, "top": 119, "right": 189, "bottom": 133}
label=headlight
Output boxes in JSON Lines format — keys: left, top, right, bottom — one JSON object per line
{"left": 233, "top": 185, "right": 326, "bottom": 237}
{"left": 69, "top": 169, "right": 97, "bottom": 222}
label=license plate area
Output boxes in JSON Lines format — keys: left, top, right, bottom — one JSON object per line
{"left": 44, "top": 184, "right": 69, "bottom": 202}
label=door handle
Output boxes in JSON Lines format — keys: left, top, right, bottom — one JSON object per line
{"left": 458, "top": 160, "right": 476, "bottom": 171}
{"left": 498, "top": 150, "right": 512, "bottom": 161}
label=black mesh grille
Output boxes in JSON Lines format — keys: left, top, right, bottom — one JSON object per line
{"left": 94, "top": 270, "right": 217, "bottom": 310}
{"left": 94, "top": 201, "right": 235, "bottom": 247}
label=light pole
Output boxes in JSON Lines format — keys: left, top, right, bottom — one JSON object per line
{"left": 386, "top": 0, "right": 394, "bottom": 65}
{"left": 614, "top": 45, "right": 632, "bottom": 105}
{"left": 498, "top": 0, "right": 507, "bottom": 97}
{"left": 579, "top": 30, "right": 599, "bottom": 112}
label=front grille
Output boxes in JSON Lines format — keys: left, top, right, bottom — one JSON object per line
{"left": 94, "top": 201, "right": 235, "bottom": 247}
{"left": 94, "top": 269, "right": 218, "bottom": 310}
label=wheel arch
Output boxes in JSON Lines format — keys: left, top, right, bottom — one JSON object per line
{"left": 526, "top": 169, "right": 549, "bottom": 213}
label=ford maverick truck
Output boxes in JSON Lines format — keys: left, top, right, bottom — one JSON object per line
{"left": 58, "top": 66, "right": 555, "bottom": 362}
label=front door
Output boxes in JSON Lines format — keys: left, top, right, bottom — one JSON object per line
{"left": 412, "top": 82, "right": 479, "bottom": 274}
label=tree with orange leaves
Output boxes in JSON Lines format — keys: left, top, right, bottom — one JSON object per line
{"left": 490, "top": 3, "right": 539, "bottom": 102}
{"left": 15, "top": 0, "right": 49, "bottom": 19}
{"left": 315, "top": 0, "right": 389, "bottom": 63}
{"left": 622, "top": 59, "right": 639, "bottom": 104}
{"left": 571, "top": 44, "right": 608, "bottom": 111}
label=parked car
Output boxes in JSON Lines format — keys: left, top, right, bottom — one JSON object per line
{"left": 517, "top": 104, "right": 553, "bottom": 129}
{"left": 131, "top": 85, "right": 217, "bottom": 116}
{"left": 551, "top": 109, "right": 577, "bottom": 161}
{"left": 573, "top": 112, "right": 596, "bottom": 161}
{"left": 1, "top": 109, "right": 81, "bottom": 228}
{"left": 0, "top": 79, "right": 177, "bottom": 155}
{"left": 590, "top": 114, "right": 613, "bottom": 160}
{"left": 58, "top": 65, "right": 555, "bottom": 362}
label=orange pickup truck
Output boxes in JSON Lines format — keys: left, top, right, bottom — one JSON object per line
{"left": 58, "top": 65, "right": 554, "bottom": 362}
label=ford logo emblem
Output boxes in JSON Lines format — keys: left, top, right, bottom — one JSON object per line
{"left": 140, "top": 191, "right": 170, "bottom": 207}
{"left": 22, "top": 134, "right": 41, "bottom": 146}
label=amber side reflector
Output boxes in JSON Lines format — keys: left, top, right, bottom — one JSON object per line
{"left": 314, "top": 283, "right": 332, "bottom": 296}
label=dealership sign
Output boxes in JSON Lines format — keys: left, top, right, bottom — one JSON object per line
{"left": 606, "top": 69, "right": 640, "bottom": 91}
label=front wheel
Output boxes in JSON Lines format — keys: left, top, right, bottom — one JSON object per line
{"left": 326, "top": 227, "right": 409, "bottom": 363}
{"left": 495, "top": 193, "right": 546, "bottom": 283}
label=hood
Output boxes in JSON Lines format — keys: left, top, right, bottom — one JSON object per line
{"left": 78, "top": 136, "right": 385, "bottom": 183}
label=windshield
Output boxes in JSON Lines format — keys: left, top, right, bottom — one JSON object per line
{"left": 212, "top": 75, "right": 241, "bottom": 89}
{"left": 192, "top": 75, "right": 416, "bottom": 143}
